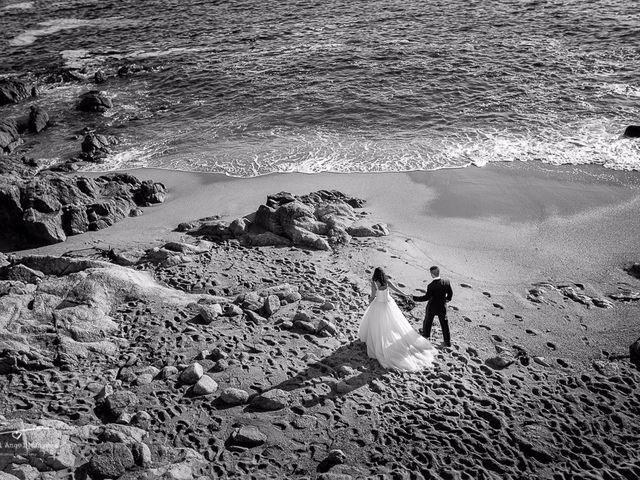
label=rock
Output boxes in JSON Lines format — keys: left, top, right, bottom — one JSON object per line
{"left": 199, "top": 304, "right": 222, "bottom": 324}
{"left": 23, "top": 208, "right": 66, "bottom": 244}
{"left": 243, "top": 231, "right": 291, "bottom": 247}
{"left": 2, "top": 264, "right": 44, "bottom": 284}
{"left": 192, "top": 375, "right": 218, "bottom": 396}
{"left": 229, "top": 217, "right": 250, "bottom": 236}
{"left": 252, "top": 389, "right": 290, "bottom": 411}
{"left": 223, "top": 304, "right": 243, "bottom": 317}
{"left": 131, "top": 411, "right": 152, "bottom": 428}
{"left": 77, "top": 90, "right": 113, "bottom": 112}
{"left": 231, "top": 425, "right": 267, "bottom": 447}
{"left": 28, "top": 106, "right": 49, "bottom": 133}
{"left": 326, "top": 449, "right": 346, "bottom": 465}
{"left": 134, "top": 180, "right": 167, "bottom": 205}
{"left": 623, "top": 125, "right": 640, "bottom": 138}
{"left": 532, "top": 356, "right": 551, "bottom": 367}
{"left": 630, "top": 337, "right": 640, "bottom": 365}
{"left": 317, "top": 318, "right": 338, "bottom": 336}
{"left": 100, "top": 424, "right": 147, "bottom": 444}
{"left": 262, "top": 294, "right": 281, "bottom": 317}
{"left": 179, "top": 363, "right": 203, "bottom": 385}
{"left": 81, "top": 133, "right": 112, "bottom": 161}
{"left": 104, "top": 391, "right": 139, "bottom": 419}
{"left": 245, "top": 310, "right": 267, "bottom": 324}
{"left": 94, "top": 70, "right": 106, "bottom": 84}
{"left": 219, "top": 387, "right": 249, "bottom": 405}
{"left": 0, "top": 78, "right": 33, "bottom": 105}
{"left": 346, "top": 222, "right": 389, "bottom": 237}
{"left": 160, "top": 365, "right": 179, "bottom": 380}
{"left": 0, "top": 419, "right": 75, "bottom": 471}
{"left": 131, "top": 442, "right": 152, "bottom": 467}
{"left": 88, "top": 442, "right": 135, "bottom": 480}
{"left": 485, "top": 355, "right": 514, "bottom": 370}
{"left": 294, "top": 320, "right": 317, "bottom": 334}
{"left": 0, "top": 119, "right": 23, "bottom": 153}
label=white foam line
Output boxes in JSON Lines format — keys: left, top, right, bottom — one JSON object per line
{"left": 2, "top": 2, "right": 34, "bottom": 10}
{"left": 9, "top": 17, "right": 135, "bottom": 46}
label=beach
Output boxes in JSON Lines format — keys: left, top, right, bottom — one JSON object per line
{"left": 2, "top": 0, "right": 640, "bottom": 477}
{"left": 2, "top": 161, "right": 639, "bottom": 478}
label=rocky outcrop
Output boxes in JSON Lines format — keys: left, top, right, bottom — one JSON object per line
{"left": 0, "top": 78, "right": 35, "bottom": 106}
{"left": 183, "top": 190, "right": 388, "bottom": 250}
{"left": 0, "top": 172, "right": 166, "bottom": 247}
{"left": 76, "top": 90, "right": 113, "bottom": 113}
{"left": 0, "top": 119, "right": 22, "bottom": 153}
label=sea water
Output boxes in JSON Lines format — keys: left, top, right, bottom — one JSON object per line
{"left": 1, "top": 0, "right": 638, "bottom": 176}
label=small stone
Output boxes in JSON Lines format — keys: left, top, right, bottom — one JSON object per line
{"left": 135, "top": 374, "right": 154, "bottom": 386}
{"left": 192, "top": 375, "right": 218, "bottom": 396}
{"left": 245, "top": 310, "right": 267, "bottom": 324}
{"left": 195, "top": 350, "right": 210, "bottom": 360}
{"left": 294, "top": 320, "right": 317, "bottom": 334}
{"left": 131, "top": 411, "right": 151, "bottom": 428}
{"left": 219, "top": 387, "right": 250, "bottom": 405}
{"left": 116, "top": 412, "right": 132, "bottom": 425}
{"left": 485, "top": 355, "right": 514, "bottom": 370}
{"left": 199, "top": 304, "right": 223, "bottom": 323}
{"left": 317, "top": 318, "right": 338, "bottom": 336}
{"left": 263, "top": 294, "right": 281, "bottom": 317}
{"left": 223, "top": 304, "right": 243, "bottom": 317}
{"left": 159, "top": 366, "right": 179, "bottom": 379}
{"left": 179, "top": 363, "right": 203, "bottom": 385}
{"left": 232, "top": 425, "right": 266, "bottom": 447}
{"left": 252, "top": 389, "right": 289, "bottom": 411}
{"left": 532, "top": 356, "right": 551, "bottom": 367}
{"left": 326, "top": 449, "right": 346, "bottom": 465}
{"left": 88, "top": 442, "right": 134, "bottom": 480}
{"left": 212, "top": 359, "right": 229, "bottom": 372}
{"left": 131, "top": 442, "right": 152, "bottom": 467}
{"left": 104, "top": 391, "right": 138, "bottom": 419}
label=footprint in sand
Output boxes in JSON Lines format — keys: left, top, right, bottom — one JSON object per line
{"left": 525, "top": 329, "right": 539, "bottom": 336}
{"left": 479, "top": 325, "right": 491, "bottom": 331}
{"left": 491, "top": 335, "right": 503, "bottom": 343}
{"left": 482, "top": 292, "right": 492, "bottom": 297}
{"left": 463, "top": 316, "right": 472, "bottom": 323}
{"left": 546, "top": 342, "right": 557, "bottom": 351}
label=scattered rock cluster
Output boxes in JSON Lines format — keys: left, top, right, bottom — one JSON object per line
{"left": 181, "top": 190, "right": 389, "bottom": 250}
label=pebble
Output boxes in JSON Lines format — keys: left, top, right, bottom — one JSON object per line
{"left": 199, "top": 304, "right": 222, "bottom": 323}
{"left": 321, "top": 301, "right": 335, "bottom": 311}
{"left": 159, "top": 366, "right": 179, "bottom": 379}
{"left": 220, "top": 387, "right": 250, "bottom": 405}
{"left": 252, "top": 389, "right": 290, "bottom": 411}
{"left": 231, "top": 425, "right": 267, "bottom": 447}
{"left": 179, "top": 363, "right": 203, "bottom": 385}
{"left": 192, "top": 375, "right": 218, "bottom": 396}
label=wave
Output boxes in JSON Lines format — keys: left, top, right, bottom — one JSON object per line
{"left": 9, "top": 17, "right": 137, "bottom": 46}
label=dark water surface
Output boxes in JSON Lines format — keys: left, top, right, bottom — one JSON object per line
{"left": 1, "top": 0, "right": 639, "bottom": 176}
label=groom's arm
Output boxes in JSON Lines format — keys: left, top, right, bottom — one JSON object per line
{"left": 412, "top": 285, "right": 432, "bottom": 302}
{"left": 445, "top": 280, "right": 453, "bottom": 302}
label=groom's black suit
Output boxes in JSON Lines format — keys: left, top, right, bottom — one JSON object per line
{"left": 412, "top": 278, "right": 453, "bottom": 345}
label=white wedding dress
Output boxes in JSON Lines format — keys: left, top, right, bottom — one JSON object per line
{"left": 358, "top": 287, "right": 435, "bottom": 372}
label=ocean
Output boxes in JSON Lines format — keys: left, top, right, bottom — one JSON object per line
{"left": 1, "top": 0, "right": 639, "bottom": 177}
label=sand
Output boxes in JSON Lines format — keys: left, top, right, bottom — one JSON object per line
{"left": 3, "top": 161, "right": 640, "bottom": 478}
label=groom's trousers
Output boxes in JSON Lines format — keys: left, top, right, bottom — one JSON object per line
{"left": 423, "top": 305, "right": 451, "bottom": 345}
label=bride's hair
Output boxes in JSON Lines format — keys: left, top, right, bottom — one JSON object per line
{"left": 372, "top": 267, "right": 388, "bottom": 287}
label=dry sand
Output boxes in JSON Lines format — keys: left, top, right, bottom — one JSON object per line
{"left": 4, "top": 161, "right": 640, "bottom": 478}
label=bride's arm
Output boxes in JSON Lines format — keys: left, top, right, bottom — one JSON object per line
{"left": 387, "top": 280, "right": 408, "bottom": 297}
{"left": 369, "top": 279, "right": 376, "bottom": 303}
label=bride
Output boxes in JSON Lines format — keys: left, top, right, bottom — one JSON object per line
{"left": 358, "top": 267, "right": 435, "bottom": 371}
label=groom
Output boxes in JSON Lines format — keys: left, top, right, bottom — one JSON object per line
{"left": 412, "top": 266, "right": 454, "bottom": 347}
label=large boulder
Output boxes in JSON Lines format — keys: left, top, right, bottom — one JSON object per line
{"left": 0, "top": 78, "right": 34, "bottom": 105}
{"left": 22, "top": 208, "right": 67, "bottom": 244}
{"left": 87, "top": 442, "right": 135, "bottom": 480}
{"left": 76, "top": 90, "right": 113, "bottom": 112}
{"left": 0, "top": 119, "right": 22, "bottom": 153}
